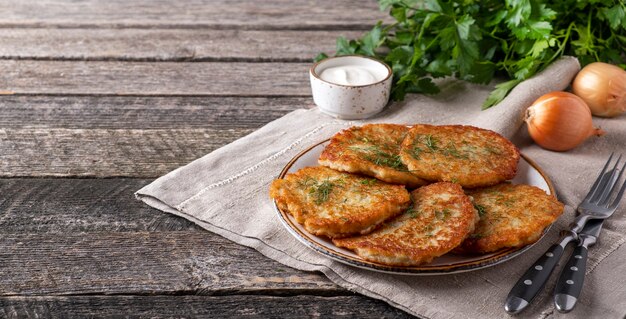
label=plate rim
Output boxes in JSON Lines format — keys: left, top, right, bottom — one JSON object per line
{"left": 274, "top": 139, "right": 556, "bottom": 275}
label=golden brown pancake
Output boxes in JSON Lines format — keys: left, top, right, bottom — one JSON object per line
{"left": 399, "top": 124, "right": 520, "bottom": 188}
{"left": 270, "top": 166, "right": 411, "bottom": 239}
{"left": 459, "top": 183, "right": 564, "bottom": 254}
{"left": 319, "top": 124, "right": 428, "bottom": 188}
{"left": 333, "top": 182, "right": 479, "bottom": 266}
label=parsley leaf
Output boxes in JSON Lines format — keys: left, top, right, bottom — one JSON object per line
{"left": 482, "top": 79, "right": 522, "bottom": 110}
{"left": 317, "top": 0, "right": 626, "bottom": 109}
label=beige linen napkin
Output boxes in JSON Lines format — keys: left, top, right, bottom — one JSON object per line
{"left": 136, "top": 57, "right": 626, "bottom": 319}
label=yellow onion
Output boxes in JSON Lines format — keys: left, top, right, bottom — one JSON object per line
{"left": 525, "top": 91, "right": 605, "bottom": 151}
{"left": 572, "top": 62, "right": 626, "bottom": 117}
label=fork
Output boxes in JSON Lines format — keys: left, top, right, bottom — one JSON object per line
{"left": 570, "top": 153, "right": 626, "bottom": 233}
{"left": 504, "top": 154, "right": 626, "bottom": 314}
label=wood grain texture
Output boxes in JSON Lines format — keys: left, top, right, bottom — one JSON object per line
{"left": 0, "top": 128, "right": 255, "bottom": 177}
{"left": 0, "top": 296, "right": 412, "bottom": 318}
{"left": 0, "top": 0, "right": 389, "bottom": 29}
{"left": 0, "top": 178, "right": 199, "bottom": 233}
{"left": 0, "top": 95, "right": 315, "bottom": 177}
{"left": 0, "top": 29, "right": 363, "bottom": 62}
{"left": 0, "top": 61, "right": 309, "bottom": 95}
{"left": 0, "top": 232, "right": 339, "bottom": 296}
{"left": 0, "top": 95, "right": 310, "bottom": 129}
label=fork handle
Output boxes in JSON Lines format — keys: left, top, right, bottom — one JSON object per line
{"left": 504, "top": 231, "right": 576, "bottom": 314}
{"left": 554, "top": 236, "right": 594, "bottom": 313}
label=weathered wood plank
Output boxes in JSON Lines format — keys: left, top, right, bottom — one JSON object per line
{"left": 0, "top": 29, "right": 362, "bottom": 62}
{"left": 0, "top": 128, "right": 255, "bottom": 177}
{"left": 0, "top": 61, "right": 309, "bottom": 95}
{"left": 0, "top": 96, "right": 310, "bottom": 129}
{"left": 0, "top": 179, "right": 199, "bottom": 233}
{"left": 0, "top": 0, "right": 389, "bottom": 29}
{"left": 0, "top": 232, "right": 340, "bottom": 296}
{"left": 0, "top": 179, "right": 346, "bottom": 300}
{"left": 0, "top": 296, "right": 413, "bottom": 318}
{"left": 0, "top": 95, "right": 316, "bottom": 177}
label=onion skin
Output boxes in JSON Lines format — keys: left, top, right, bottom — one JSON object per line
{"left": 572, "top": 62, "right": 626, "bottom": 118}
{"left": 525, "top": 91, "right": 605, "bottom": 152}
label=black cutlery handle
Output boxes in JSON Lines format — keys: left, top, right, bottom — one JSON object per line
{"left": 504, "top": 243, "right": 566, "bottom": 314}
{"left": 554, "top": 244, "right": 589, "bottom": 313}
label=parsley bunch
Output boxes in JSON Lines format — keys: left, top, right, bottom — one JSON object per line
{"left": 316, "top": 0, "right": 626, "bottom": 109}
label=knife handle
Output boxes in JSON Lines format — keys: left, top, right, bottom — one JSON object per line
{"left": 554, "top": 238, "right": 593, "bottom": 313}
{"left": 505, "top": 243, "right": 565, "bottom": 314}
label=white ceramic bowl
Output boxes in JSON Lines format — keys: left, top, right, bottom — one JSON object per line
{"left": 310, "top": 55, "right": 392, "bottom": 120}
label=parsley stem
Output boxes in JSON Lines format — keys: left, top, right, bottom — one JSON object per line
{"left": 546, "top": 21, "right": 575, "bottom": 67}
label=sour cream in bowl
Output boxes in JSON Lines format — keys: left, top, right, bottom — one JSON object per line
{"left": 310, "top": 55, "right": 392, "bottom": 120}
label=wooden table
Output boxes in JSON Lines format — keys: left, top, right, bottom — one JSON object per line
{"left": 0, "top": 1, "right": 414, "bottom": 317}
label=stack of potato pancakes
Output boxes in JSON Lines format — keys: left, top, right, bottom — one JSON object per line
{"left": 270, "top": 124, "right": 564, "bottom": 266}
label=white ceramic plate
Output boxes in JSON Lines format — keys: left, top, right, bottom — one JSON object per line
{"left": 274, "top": 139, "right": 556, "bottom": 275}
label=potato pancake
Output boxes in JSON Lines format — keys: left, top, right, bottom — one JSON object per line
{"left": 270, "top": 166, "right": 411, "bottom": 239}
{"left": 319, "top": 124, "right": 428, "bottom": 188}
{"left": 459, "top": 183, "right": 564, "bottom": 254}
{"left": 333, "top": 182, "right": 478, "bottom": 266}
{"left": 399, "top": 124, "right": 520, "bottom": 188}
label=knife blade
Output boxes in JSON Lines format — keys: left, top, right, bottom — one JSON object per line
{"left": 553, "top": 218, "right": 604, "bottom": 313}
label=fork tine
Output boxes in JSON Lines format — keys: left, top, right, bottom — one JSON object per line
{"left": 597, "top": 155, "right": 623, "bottom": 205}
{"left": 586, "top": 153, "right": 615, "bottom": 202}
{"left": 600, "top": 161, "right": 626, "bottom": 206}
{"left": 608, "top": 177, "right": 626, "bottom": 210}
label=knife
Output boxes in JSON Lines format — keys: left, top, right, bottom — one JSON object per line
{"left": 553, "top": 218, "right": 604, "bottom": 313}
